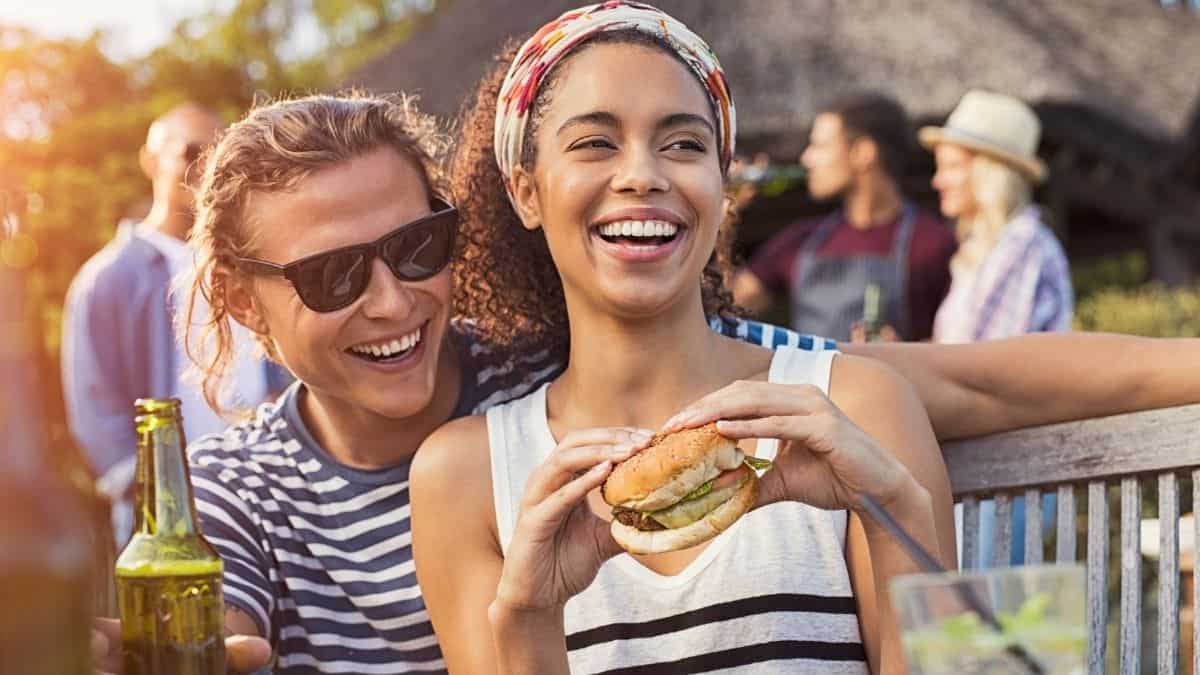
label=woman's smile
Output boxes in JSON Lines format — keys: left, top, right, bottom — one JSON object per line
{"left": 590, "top": 207, "right": 688, "bottom": 263}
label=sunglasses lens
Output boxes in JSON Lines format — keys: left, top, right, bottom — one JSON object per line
{"left": 292, "top": 250, "right": 368, "bottom": 312}
{"left": 382, "top": 217, "right": 453, "bottom": 280}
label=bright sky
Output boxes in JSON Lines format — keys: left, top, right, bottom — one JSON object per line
{"left": 0, "top": 0, "right": 233, "bottom": 59}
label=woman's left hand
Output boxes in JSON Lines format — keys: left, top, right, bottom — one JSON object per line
{"left": 660, "top": 380, "right": 920, "bottom": 514}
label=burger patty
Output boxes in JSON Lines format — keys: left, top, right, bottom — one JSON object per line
{"left": 614, "top": 509, "right": 666, "bottom": 531}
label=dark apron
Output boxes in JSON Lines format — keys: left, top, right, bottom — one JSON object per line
{"left": 789, "top": 204, "right": 915, "bottom": 341}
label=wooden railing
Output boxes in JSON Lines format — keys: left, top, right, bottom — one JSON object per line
{"left": 943, "top": 404, "right": 1200, "bottom": 675}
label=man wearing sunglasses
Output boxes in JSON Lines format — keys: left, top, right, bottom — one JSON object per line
{"left": 62, "top": 102, "right": 292, "bottom": 535}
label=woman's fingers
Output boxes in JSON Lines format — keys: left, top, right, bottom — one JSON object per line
{"left": 528, "top": 460, "right": 613, "bottom": 527}
{"left": 520, "top": 428, "right": 650, "bottom": 508}
{"left": 714, "top": 416, "right": 820, "bottom": 447}
{"left": 661, "top": 381, "right": 828, "bottom": 433}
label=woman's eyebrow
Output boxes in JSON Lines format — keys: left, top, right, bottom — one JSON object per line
{"left": 557, "top": 111, "right": 621, "bottom": 137}
{"left": 658, "top": 112, "right": 714, "bottom": 136}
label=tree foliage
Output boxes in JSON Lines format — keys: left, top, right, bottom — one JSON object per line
{"left": 0, "top": 0, "right": 436, "bottom": 452}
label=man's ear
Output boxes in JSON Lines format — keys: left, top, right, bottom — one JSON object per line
{"left": 849, "top": 136, "right": 880, "bottom": 172}
{"left": 139, "top": 145, "right": 155, "bottom": 181}
{"left": 221, "top": 268, "right": 270, "bottom": 336}
{"left": 510, "top": 165, "right": 543, "bottom": 232}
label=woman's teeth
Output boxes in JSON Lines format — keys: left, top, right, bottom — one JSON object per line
{"left": 596, "top": 220, "right": 680, "bottom": 239}
{"left": 349, "top": 326, "right": 422, "bottom": 361}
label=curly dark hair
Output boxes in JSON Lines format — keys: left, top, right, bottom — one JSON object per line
{"left": 451, "top": 30, "right": 743, "bottom": 365}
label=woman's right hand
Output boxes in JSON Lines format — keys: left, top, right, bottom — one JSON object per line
{"left": 91, "top": 617, "right": 272, "bottom": 675}
{"left": 492, "top": 427, "right": 651, "bottom": 613}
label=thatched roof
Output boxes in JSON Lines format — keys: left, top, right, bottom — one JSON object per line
{"left": 346, "top": 0, "right": 1200, "bottom": 154}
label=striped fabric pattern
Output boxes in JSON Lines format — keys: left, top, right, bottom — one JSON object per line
{"left": 189, "top": 317, "right": 831, "bottom": 674}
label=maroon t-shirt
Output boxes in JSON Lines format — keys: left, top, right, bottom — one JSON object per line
{"left": 747, "top": 209, "right": 957, "bottom": 340}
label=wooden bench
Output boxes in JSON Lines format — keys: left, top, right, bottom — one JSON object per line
{"left": 944, "top": 404, "right": 1200, "bottom": 675}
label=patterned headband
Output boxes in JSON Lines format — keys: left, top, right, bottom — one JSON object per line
{"left": 493, "top": 0, "right": 736, "bottom": 202}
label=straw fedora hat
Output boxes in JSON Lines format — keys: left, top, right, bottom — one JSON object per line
{"left": 919, "top": 90, "right": 1047, "bottom": 184}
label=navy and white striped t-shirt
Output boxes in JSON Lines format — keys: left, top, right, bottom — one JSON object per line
{"left": 189, "top": 318, "right": 834, "bottom": 674}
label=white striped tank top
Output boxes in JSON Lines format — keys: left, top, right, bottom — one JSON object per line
{"left": 486, "top": 347, "right": 869, "bottom": 674}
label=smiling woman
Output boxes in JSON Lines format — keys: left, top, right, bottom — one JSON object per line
{"left": 450, "top": 29, "right": 742, "bottom": 363}
{"left": 411, "top": 3, "right": 957, "bottom": 675}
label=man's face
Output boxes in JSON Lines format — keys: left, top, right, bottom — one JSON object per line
{"left": 144, "top": 108, "right": 224, "bottom": 199}
{"left": 800, "top": 113, "right": 855, "bottom": 201}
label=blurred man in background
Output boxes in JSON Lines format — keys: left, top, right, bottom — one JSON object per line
{"left": 61, "top": 103, "right": 290, "bottom": 527}
{"left": 734, "top": 93, "right": 956, "bottom": 342}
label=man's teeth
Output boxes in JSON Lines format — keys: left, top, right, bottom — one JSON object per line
{"left": 597, "top": 220, "right": 679, "bottom": 238}
{"left": 350, "top": 327, "right": 422, "bottom": 358}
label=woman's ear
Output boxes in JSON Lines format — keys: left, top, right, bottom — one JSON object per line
{"left": 510, "top": 165, "right": 543, "bottom": 232}
{"left": 221, "top": 267, "right": 270, "bottom": 336}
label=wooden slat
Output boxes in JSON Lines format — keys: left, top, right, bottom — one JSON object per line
{"left": 962, "top": 496, "right": 980, "bottom": 570}
{"left": 1057, "top": 484, "right": 1077, "bottom": 564}
{"left": 1160, "top": 473, "right": 1180, "bottom": 675}
{"left": 1120, "top": 477, "right": 1142, "bottom": 674}
{"left": 1025, "top": 488, "right": 1043, "bottom": 565}
{"left": 993, "top": 494, "right": 1013, "bottom": 567}
{"left": 943, "top": 405, "right": 1200, "bottom": 497}
{"left": 1193, "top": 471, "right": 1199, "bottom": 675}
{"left": 1087, "top": 481, "right": 1109, "bottom": 675}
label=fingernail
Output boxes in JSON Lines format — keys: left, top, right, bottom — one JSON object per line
{"left": 609, "top": 442, "right": 636, "bottom": 456}
{"left": 631, "top": 429, "right": 653, "bottom": 443}
{"left": 591, "top": 460, "right": 613, "bottom": 474}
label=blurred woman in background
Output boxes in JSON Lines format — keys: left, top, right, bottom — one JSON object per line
{"left": 923, "top": 89, "right": 1072, "bottom": 343}
{"left": 922, "top": 89, "right": 1072, "bottom": 567}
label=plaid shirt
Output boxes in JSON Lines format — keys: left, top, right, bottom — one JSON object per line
{"left": 933, "top": 206, "right": 1073, "bottom": 343}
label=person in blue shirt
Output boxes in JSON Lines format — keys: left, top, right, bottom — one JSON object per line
{"left": 61, "top": 103, "right": 292, "bottom": 482}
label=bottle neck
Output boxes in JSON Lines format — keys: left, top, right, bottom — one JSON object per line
{"left": 132, "top": 413, "right": 200, "bottom": 537}
{"left": 863, "top": 283, "right": 883, "bottom": 324}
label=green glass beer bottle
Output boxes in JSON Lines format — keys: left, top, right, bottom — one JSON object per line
{"left": 115, "top": 399, "right": 225, "bottom": 675}
{"left": 0, "top": 228, "right": 93, "bottom": 674}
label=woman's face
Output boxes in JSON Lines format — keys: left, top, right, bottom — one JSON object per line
{"left": 518, "top": 42, "right": 725, "bottom": 321}
{"left": 931, "top": 143, "right": 978, "bottom": 220}
{"left": 236, "top": 147, "right": 454, "bottom": 421}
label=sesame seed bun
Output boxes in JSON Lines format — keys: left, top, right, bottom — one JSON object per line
{"left": 602, "top": 423, "right": 744, "bottom": 512}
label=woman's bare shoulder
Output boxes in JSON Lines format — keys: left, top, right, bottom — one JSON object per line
{"left": 411, "top": 414, "right": 495, "bottom": 514}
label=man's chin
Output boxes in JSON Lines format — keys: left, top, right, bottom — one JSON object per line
{"left": 366, "top": 388, "right": 439, "bottom": 420}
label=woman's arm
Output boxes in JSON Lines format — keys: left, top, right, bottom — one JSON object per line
{"left": 409, "top": 416, "right": 509, "bottom": 675}
{"left": 832, "top": 356, "right": 954, "bottom": 675}
{"left": 842, "top": 334, "right": 1200, "bottom": 441}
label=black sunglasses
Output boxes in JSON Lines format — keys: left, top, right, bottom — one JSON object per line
{"left": 233, "top": 198, "right": 458, "bottom": 312}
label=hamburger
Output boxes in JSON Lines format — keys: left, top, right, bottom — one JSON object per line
{"left": 602, "top": 423, "right": 772, "bottom": 555}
